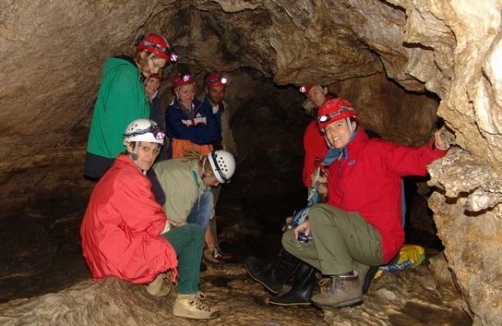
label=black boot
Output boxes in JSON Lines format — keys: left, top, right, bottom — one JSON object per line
{"left": 268, "top": 262, "right": 317, "bottom": 306}
{"left": 244, "top": 249, "right": 300, "bottom": 294}
{"left": 362, "top": 266, "right": 377, "bottom": 294}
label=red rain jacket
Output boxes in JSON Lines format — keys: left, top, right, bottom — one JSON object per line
{"left": 303, "top": 120, "right": 329, "bottom": 188}
{"left": 80, "top": 155, "right": 177, "bottom": 284}
{"left": 327, "top": 129, "right": 447, "bottom": 263}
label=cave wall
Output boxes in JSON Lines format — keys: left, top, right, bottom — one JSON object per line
{"left": 1, "top": 0, "right": 502, "bottom": 324}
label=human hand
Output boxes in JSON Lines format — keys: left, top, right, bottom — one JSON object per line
{"left": 169, "top": 220, "right": 187, "bottom": 229}
{"left": 434, "top": 127, "right": 455, "bottom": 151}
{"left": 281, "top": 216, "right": 294, "bottom": 232}
{"left": 294, "top": 220, "right": 311, "bottom": 240}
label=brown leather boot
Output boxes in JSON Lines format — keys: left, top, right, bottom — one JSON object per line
{"left": 145, "top": 273, "right": 171, "bottom": 297}
{"left": 173, "top": 293, "right": 220, "bottom": 319}
{"left": 311, "top": 271, "right": 363, "bottom": 309}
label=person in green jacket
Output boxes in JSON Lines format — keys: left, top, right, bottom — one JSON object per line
{"left": 84, "top": 33, "right": 177, "bottom": 181}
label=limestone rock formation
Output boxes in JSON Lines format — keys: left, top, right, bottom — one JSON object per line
{"left": 1, "top": 0, "right": 502, "bottom": 325}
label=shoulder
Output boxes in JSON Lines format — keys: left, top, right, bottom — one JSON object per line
{"left": 167, "top": 100, "right": 182, "bottom": 111}
{"left": 154, "top": 158, "right": 189, "bottom": 174}
{"left": 194, "top": 98, "right": 210, "bottom": 108}
{"left": 105, "top": 156, "right": 149, "bottom": 189}
{"left": 104, "top": 57, "right": 137, "bottom": 73}
{"left": 193, "top": 98, "right": 206, "bottom": 107}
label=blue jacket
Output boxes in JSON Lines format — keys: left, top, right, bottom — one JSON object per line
{"left": 165, "top": 98, "right": 220, "bottom": 145}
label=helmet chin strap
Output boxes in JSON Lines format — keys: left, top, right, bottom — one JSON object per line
{"left": 324, "top": 133, "right": 333, "bottom": 148}
{"left": 129, "top": 142, "right": 140, "bottom": 164}
{"left": 132, "top": 144, "right": 148, "bottom": 175}
{"left": 200, "top": 156, "right": 210, "bottom": 180}
{"left": 346, "top": 117, "right": 354, "bottom": 134}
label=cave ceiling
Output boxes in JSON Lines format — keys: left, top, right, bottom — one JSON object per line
{"left": 1, "top": 0, "right": 502, "bottom": 324}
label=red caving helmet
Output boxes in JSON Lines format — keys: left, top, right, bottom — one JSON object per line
{"left": 136, "top": 34, "right": 178, "bottom": 62}
{"left": 171, "top": 73, "right": 195, "bottom": 89}
{"left": 317, "top": 98, "right": 359, "bottom": 131}
{"left": 205, "top": 73, "right": 228, "bottom": 88}
{"left": 299, "top": 84, "right": 317, "bottom": 95}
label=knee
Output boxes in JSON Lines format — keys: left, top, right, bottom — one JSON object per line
{"left": 307, "top": 204, "right": 332, "bottom": 228}
{"left": 281, "top": 229, "right": 298, "bottom": 252}
{"left": 308, "top": 203, "right": 328, "bottom": 218}
{"left": 186, "top": 224, "right": 204, "bottom": 240}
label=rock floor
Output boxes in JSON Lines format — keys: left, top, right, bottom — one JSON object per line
{"left": 0, "top": 184, "right": 473, "bottom": 325}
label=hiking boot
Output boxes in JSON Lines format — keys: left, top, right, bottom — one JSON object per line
{"left": 311, "top": 271, "right": 363, "bottom": 309}
{"left": 268, "top": 262, "right": 317, "bottom": 306}
{"left": 172, "top": 293, "right": 220, "bottom": 319}
{"left": 318, "top": 277, "right": 332, "bottom": 293}
{"left": 244, "top": 249, "right": 300, "bottom": 294}
{"left": 321, "top": 265, "right": 373, "bottom": 294}
{"left": 145, "top": 273, "right": 171, "bottom": 297}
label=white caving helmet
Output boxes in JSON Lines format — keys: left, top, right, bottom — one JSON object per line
{"left": 123, "top": 119, "right": 165, "bottom": 145}
{"left": 208, "top": 150, "right": 236, "bottom": 183}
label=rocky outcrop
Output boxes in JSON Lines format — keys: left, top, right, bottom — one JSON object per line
{"left": 428, "top": 149, "right": 502, "bottom": 326}
{"left": 1, "top": 0, "right": 501, "bottom": 324}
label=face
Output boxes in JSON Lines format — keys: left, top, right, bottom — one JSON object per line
{"left": 176, "top": 84, "right": 195, "bottom": 105}
{"left": 207, "top": 85, "right": 226, "bottom": 104}
{"left": 308, "top": 86, "right": 327, "bottom": 108}
{"left": 126, "top": 141, "right": 161, "bottom": 171}
{"left": 202, "top": 174, "right": 220, "bottom": 187}
{"left": 145, "top": 77, "right": 161, "bottom": 96}
{"left": 323, "top": 119, "right": 357, "bottom": 149}
{"left": 139, "top": 52, "right": 167, "bottom": 78}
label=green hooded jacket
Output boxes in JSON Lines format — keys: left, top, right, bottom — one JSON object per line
{"left": 86, "top": 57, "right": 150, "bottom": 159}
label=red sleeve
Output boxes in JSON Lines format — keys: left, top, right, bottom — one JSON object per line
{"left": 383, "top": 139, "right": 447, "bottom": 177}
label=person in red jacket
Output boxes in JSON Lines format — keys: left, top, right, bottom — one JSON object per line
{"left": 282, "top": 98, "right": 451, "bottom": 309}
{"left": 80, "top": 119, "right": 219, "bottom": 320}
{"left": 299, "top": 84, "right": 332, "bottom": 189}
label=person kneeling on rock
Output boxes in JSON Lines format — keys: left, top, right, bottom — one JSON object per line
{"left": 282, "top": 98, "right": 450, "bottom": 309}
{"left": 80, "top": 118, "right": 219, "bottom": 320}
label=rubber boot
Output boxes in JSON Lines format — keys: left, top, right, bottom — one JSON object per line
{"left": 362, "top": 254, "right": 399, "bottom": 294}
{"left": 268, "top": 262, "right": 317, "bottom": 306}
{"left": 244, "top": 249, "right": 301, "bottom": 294}
{"left": 361, "top": 265, "right": 376, "bottom": 294}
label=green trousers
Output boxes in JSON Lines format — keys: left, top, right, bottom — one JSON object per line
{"left": 282, "top": 203, "right": 384, "bottom": 275}
{"left": 162, "top": 224, "right": 204, "bottom": 294}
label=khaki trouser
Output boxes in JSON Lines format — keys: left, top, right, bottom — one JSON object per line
{"left": 282, "top": 204, "right": 384, "bottom": 275}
